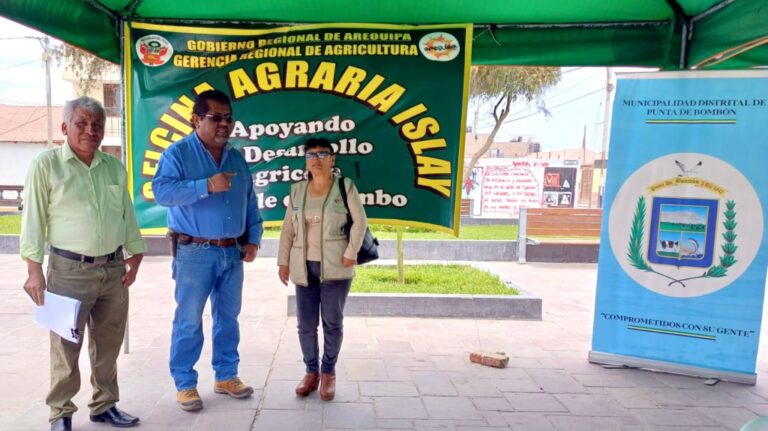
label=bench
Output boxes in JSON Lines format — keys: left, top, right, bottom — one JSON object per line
{"left": 0, "top": 185, "right": 23, "bottom": 210}
{"left": 517, "top": 207, "right": 602, "bottom": 263}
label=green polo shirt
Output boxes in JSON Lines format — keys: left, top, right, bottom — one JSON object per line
{"left": 20, "top": 143, "right": 147, "bottom": 263}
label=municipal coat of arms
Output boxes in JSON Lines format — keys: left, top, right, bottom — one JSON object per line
{"left": 608, "top": 153, "right": 762, "bottom": 298}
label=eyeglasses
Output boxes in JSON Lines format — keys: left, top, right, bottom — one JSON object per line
{"left": 203, "top": 113, "right": 234, "bottom": 124}
{"left": 305, "top": 151, "right": 331, "bottom": 160}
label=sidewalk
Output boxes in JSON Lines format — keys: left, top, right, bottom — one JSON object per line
{"left": 0, "top": 255, "right": 766, "bottom": 430}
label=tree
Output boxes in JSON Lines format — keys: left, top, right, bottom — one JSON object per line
{"left": 466, "top": 66, "right": 561, "bottom": 178}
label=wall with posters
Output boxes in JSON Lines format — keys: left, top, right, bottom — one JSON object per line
{"left": 461, "top": 158, "right": 579, "bottom": 218}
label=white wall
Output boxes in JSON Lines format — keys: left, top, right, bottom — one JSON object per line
{"left": 0, "top": 143, "right": 50, "bottom": 186}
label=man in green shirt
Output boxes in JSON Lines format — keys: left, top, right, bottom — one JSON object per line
{"left": 20, "top": 96, "right": 147, "bottom": 431}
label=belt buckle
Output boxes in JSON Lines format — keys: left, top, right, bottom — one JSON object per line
{"left": 93, "top": 255, "right": 109, "bottom": 264}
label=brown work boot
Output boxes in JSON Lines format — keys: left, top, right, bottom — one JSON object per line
{"left": 177, "top": 388, "right": 203, "bottom": 411}
{"left": 295, "top": 372, "right": 319, "bottom": 397}
{"left": 214, "top": 377, "right": 254, "bottom": 399}
{"left": 319, "top": 373, "right": 336, "bottom": 401}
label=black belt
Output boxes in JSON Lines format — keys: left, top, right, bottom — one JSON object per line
{"left": 176, "top": 233, "right": 237, "bottom": 248}
{"left": 50, "top": 246, "right": 122, "bottom": 264}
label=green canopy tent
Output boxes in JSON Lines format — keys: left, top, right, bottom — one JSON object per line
{"left": 1, "top": 0, "right": 766, "bottom": 69}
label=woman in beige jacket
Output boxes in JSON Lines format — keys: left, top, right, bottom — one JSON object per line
{"left": 277, "top": 137, "right": 367, "bottom": 401}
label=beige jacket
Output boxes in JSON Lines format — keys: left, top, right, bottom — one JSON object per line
{"left": 277, "top": 176, "right": 368, "bottom": 285}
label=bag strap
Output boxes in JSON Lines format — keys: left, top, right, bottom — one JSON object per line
{"left": 289, "top": 182, "right": 297, "bottom": 209}
{"left": 338, "top": 176, "right": 352, "bottom": 216}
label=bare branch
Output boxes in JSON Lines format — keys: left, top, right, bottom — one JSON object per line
{"left": 492, "top": 94, "right": 505, "bottom": 122}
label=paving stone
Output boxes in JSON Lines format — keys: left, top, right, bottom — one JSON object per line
{"left": 500, "top": 358, "right": 544, "bottom": 369}
{"left": 133, "top": 398, "right": 200, "bottom": 429}
{"left": 267, "top": 364, "right": 303, "bottom": 381}
{"left": 717, "top": 384, "right": 768, "bottom": 405}
{"left": 253, "top": 409, "right": 322, "bottom": 431}
{"left": 198, "top": 388, "right": 262, "bottom": 411}
{"left": 604, "top": 387, "right": 658, "bottom": 409}
{"left": 324, "top": 402, "right": 377, "bottom": 429}
{"left": 385, "top": 366, "right": 413, "bottom": 381}
{"left": 382, "top": 355, "right": 434, "bottom": 369}
{"left": 525, "top": 368, "right": 588, "bottom": 394}
{"left": 571, "top": 373, "right": 634, "bottom": 388}
{"left": 376, "top": 418, "right": 415, "bottom": 429}
{"left": 376, "top": 340, "right": 415, "bottom": 353}
{"left": 630, "top": 408, "right": 722, "bottom": 427}
{"left": 494, "top": 378, "right": 544, "bottom": 393}
{"left": 548, "top": 415, "right": 627, "bottom": 431}
{"left": 622, "top": 426, "right": 728, "bottom": 431}
{"left": 653, "top": 373, "right": 711, "bottom": 389}
{"left": 745, "top": 403, "right": 768, "bottom": 415}
{"left": 455, "top": 427, "right": 513, "bottom": 431}
{"left": 480, "top": 410, "right": 509, "bottom": 426}
{"left": 611, "top": 369, "right": 671, "bottom": 388}
{"left": 471, "top": 396, "right": 516, "bottom": 412}
{"left": 679, "top": 388, "right": 748, "bottom": 407}
{"left": 503, "top": 393, "right": 568, "bottom": 413}
{"left": 374, "top": 397, "right": 428, "bottom": 419}
{"left": 694, "top": 407, "right": 760, "bottom": 429}
{"left": 330, "top": 381, "right": 365, "bottom": 403}
{"left": 411, "top": 371, "right": 458, "bottom": 396}
{"left": 192, "top": 409, "right": 254, "bottom": 431}
{"left": 2, "top": 257, "right": 767, "bottom": 431}
{"left": 413, "top": 419, "right": 489, "bottom": 429}
{"left": 430, "top": 355, "right": 470, "bottom": 371}
{"left": 235, "top": 365, "right": 271, "bottom": 389}
{"left": 422, "top": 396, "right": 482, "bottom": 420}
{"left": 360, "top": 382, "right": 419, "bottom": 397}
{"left": 553, "top": 393, "right": 632, "bottom": 416}
{"left": 344, "top": 358, "right": 389, "bottom": 381}
{"left": 501, "top": 412, "right": 558, "bottom": 431}
{"left": 261, "top": 380, "right": 316, "bottom": 410}
{"left": 452, "top": 378, "right": 504, "bottom": 397}
{"left": 537, "top": 357, "right": 613, "bottom": 374}
{"left": 641, "top": 387, "right": 698, "bottom": 407}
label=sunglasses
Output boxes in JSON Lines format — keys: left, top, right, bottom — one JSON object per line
{"left": 203, "top": 113, "right": 234, "bottom": 124}
{"left": 305, "top": 151, "right": 332, "bottom": 160}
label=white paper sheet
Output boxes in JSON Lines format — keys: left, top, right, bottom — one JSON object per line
{"left": 33, "top": 291, "right": 81, "bottom": 343}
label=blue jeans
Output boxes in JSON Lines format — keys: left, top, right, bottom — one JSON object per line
{"left": 295, "top": 261, "right": 352, "bottom": 374}
{"left": 169, "top": 243, "right": 244, "bottom": 390}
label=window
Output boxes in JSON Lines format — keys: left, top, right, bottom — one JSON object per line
{"left": 103, "top": 84, "right": 121, "bottom": 117}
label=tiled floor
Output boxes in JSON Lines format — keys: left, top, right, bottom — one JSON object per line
{"left": 0, "top": 255, "right": 766, "bottom": 430}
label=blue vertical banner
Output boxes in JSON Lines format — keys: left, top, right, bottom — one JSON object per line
{"left": 590, "top": 71, "right": 768, "bottom": 384}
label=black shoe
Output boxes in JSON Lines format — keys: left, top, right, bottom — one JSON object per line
{"left": 51, "top": 417, "right": 72, "bottom": 431}
{"left": 89, "top": 406, "right": 140, "bottom": 428}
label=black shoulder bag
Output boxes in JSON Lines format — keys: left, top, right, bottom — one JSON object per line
{"left": 338, "top": 177, "right": 379, "bottom": 264}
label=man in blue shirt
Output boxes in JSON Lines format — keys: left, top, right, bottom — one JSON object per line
{"left": 152, "top": 89, "right": 263, "bottom": 412}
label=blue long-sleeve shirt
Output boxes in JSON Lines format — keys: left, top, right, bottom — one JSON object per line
{"left": 152, "top": 132, "right": 263, "bottom": 245}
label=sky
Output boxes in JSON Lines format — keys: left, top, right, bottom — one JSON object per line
{"left": 470, "top": 67, "right": 614, "bottom": 155}
{"left": 0, "top": 18, "right": 71, "bottom": 106}
{"left": 0, "top": 16, "right": 649, "bottom": 154}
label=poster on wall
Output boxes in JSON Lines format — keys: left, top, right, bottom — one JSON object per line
{"left": 542, "top": 163, "right": 578, "bottom": 208}
{"left": 461, "top": 166, "right": 483, "bottom": 216}
{"left": 466, "top": 158, "right": 579, "bottom": 218}
{"left": 125, "top": 22, "right": 472, "bottom": 234}
{"left": 589, "top": 71, "right": 768, "bottom": 383}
